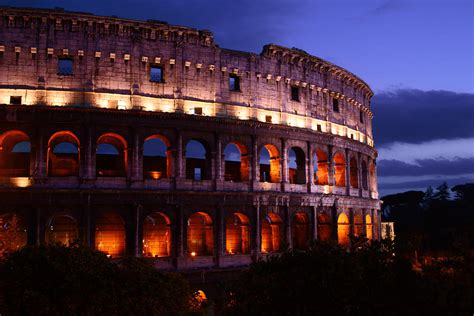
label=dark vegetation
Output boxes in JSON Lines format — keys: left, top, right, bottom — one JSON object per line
{"left": 223, "top": 239, "right": 473, "bottom": 315}
{"left": 382, "top": 182, "right": 474, "bottom": 256}
{"left": 0, "top": 243, "right": 199, "bottom": 315}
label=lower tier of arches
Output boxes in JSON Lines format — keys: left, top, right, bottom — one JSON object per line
{"left": 0, "top": 190, "right": 381, "bottom": 269}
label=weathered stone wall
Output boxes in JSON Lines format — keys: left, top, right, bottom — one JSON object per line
{"left": 0, "top": 8, "right": 381, "bottom": 271}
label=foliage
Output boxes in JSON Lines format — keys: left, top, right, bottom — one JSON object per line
{"left": 382, "top": 182, "right": 474, "bottom": 255}
{"left": 0, "top": 243, "right": 195, "bottom": 316}
{"left": 223, "top": 240, "right": 474, "bottom": 315}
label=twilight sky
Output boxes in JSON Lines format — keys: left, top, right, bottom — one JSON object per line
{"left": 3, "top": 0, "right": 473, "bottom": 196}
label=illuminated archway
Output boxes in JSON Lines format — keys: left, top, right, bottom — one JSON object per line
{"left": 337, "top": 213, "right": 350, "bottom": 247}
{"left": 313, "top": 149, "right": 328, "bottom": 185}
{"left": 0, "top": 213, "right": 27, "bottom": 257}
{"left": 288, "top": 147, "right": 306, "bottom": 184}
{"left": 187, "top": 212, "right": 213, "bottom": 256}
{"left": 317, "top": 213, "right": 332, "bottom": 241}
{"left": 185, "top": 140, "right": 211, "bottom": 180}
{"left": 365, "top": 214, "right": 373, "bottom": 240}
{"left": 350, "top": 157, "right": 359, "bottom": 189}
{"left": 143, "top": 135, "right": 172, "bottom": 180}
{"left": 95, "top": 212, "right": 126, "bottom": 257}
{"left": 45, "top": 215, "right": 78, "bottom": 245}
{"left": 226, "top": 213, "right": 250, "bottom": 254}
{"left": 333, "top": 152, "right": 346, "bottom": 187}
{"left": 353, "top": 214, "right": 363, "bottom": 237}
{"left": 47, "top": 131, "right": 80, "bottom": 177}
{"left": 96, "top": 133, "right": 127, "bottom": 177}
{"left": 0, "top": 130, "right": 31, "bottom": 177}
{"left": 224, "top": 142, "right": 249, "bottom": 182}
{"left": 292, "top": 212, "right": 310, "bottom": 250}
{"left": 259, "top": 144, "right": 280, "bottom": 183}
{"left": 143, "top": 212, "right": 171, "bottom": 257}
{"left": 261, "top": 213, "right": 282, "bottom": 253}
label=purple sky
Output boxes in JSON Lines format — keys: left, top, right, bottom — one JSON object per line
{"left": 3, "top": 0, "right": 474, "bottom": 196}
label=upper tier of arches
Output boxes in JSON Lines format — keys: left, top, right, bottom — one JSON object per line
{"left": 0, "top": 128, "right": 378, "bottom": 198}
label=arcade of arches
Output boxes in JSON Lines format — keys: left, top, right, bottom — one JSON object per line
{"left": 0, "top": 130, "right": 377, "bottom": 192}
{"left": 0, "top": 209, "right": 379, "bottom": 258}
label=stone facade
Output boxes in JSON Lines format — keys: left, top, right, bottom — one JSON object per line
{"left": 0, "top": 8, "right": 381, "bottom": 270}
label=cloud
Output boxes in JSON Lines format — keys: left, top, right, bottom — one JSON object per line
{"left": 378, "top": 157, "right": 474, "bottom": 177}
{"left": 378, "top": 176, "right": 474, "bottom": 190}
{"left": 378, "top": 138, "right": 474, "bottom": 163}
{"left": 372, "top": 89, "right": 474, "bottom": 145}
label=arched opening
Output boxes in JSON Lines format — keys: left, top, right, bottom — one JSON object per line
{"left": 95, "top": 212, "right": 125, "bottom": 257}
{"left": 353, "top": 214, "right": 363, "bottom": 237}
{"left": 0, "top": 213, "right": 27, "bottom": 256}
{"left": 317, "top": 213, "right": 332, "bottom": 241}
{"left": 226, "top": 213, "right": 250, "bottom": 254}
{"left": 45, "top": 215, "right": 78, "bottom": 245}
{"left": 143, "top": 136, "right": 172, "bottom": 180}
{"left": 350, "top": 157, "right": 359, "bottom": 188}
{"left": 288, "top": 147, "right": 306, "bottom": 184}
{"left": 96, "top": 133, "right": 127, "bottom": 177}
{"left": 361, "top": 161, "right": 368, "bottom": 190}
{"left": 224, "top": 142, "right": 249, "bottom": 182}
{"left": 366, "top": 214, "right": 373, "bottom": 240}
{"left": 313, "top": 150, "right": 328, "bottom": 185}
{"left": 187, "top": 212, "right": 213, "bottom": 256}
{"left": 259, "top": 144, "right": 280, "bottom": 183}
{"left": 48, "top": 131, "right": 80, "bottom": 177}
{"left": 0, "top": 130, "right": 31, "bottom": 177}
{"left": 143, "top": 212, "right": 171, "bottom": 257}
{"left": 333, "top": 152, "right": 346, "bottom": 187}
{"left": 292, "top": 212, "right": 310, "bottom": 250}
{"left": 185, "top": 140, "right": 211, "bottom": 180}
{"left": 337, "top": 213, "right": 350, "bottom": 247}
{"left": 261, "top": 213, "right": 282, "bottom": 253}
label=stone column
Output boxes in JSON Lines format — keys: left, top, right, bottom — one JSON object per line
{"left": 175, "top": 205, "right": 185, "bottom": 259}
{"left": 311, "top": 205, "right": 318, "bottom": 241}
{"left": 35, "top": 207, "right": 41, "bottom": 245}
{"left": 33, "top": 128, "right": 47, "bottom": 180}
{"left": 362, "top": 210, "right": 367, "bottom": 238}
{"left": 251, "top": 135, "right": 258, "bottom": 190}
{"left": 307, "top": 142, "right": 313, "bottom": 192}
{"left": 131, "top": 130, "right": 143, "bottom": 182}
{"left": 345, "top": 148, "right": 351, "bottom": 195}
{"left": 284, "top": 204, "right": 292, "bottom": 249}
{"left": 327, "top": 145, "right": 335, "bottom": 187}
{"left": 281, "top": 138, "right": 288, "bottom": 191}
{"left": 215, "top": 134, "right": 223, "bottom": 183}
{"left": 82, "top": 128, "right": 95, "bottom": 180}
{"left": 331, "top": 205, "right": 338, "bottom": 242}
{"left": 84, "top": 195, "right": 92, "bottom": 247}
{"left": 133, "top": 204, "right": 142, "bottom": 257}
{"left": 349, "top": 208, "right": 354, "bottom": 239}
{"left": 357, "top": 153, "right": 363, "bottom": 196}
{"left": 371, "top": 209, "right": 376, "bottom": 241}
{"left": 216, "top": 206, "right": 225, "bottom": 262}
{"left": 176, "top": 131, "right": 184, "bottom": 179}
{"left": 254, "top": 203, "right": 261, "bottom": 257}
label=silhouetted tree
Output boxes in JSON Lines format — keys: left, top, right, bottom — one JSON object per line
{"left": 433, "top": 182, "right": 450, "bottom": 201}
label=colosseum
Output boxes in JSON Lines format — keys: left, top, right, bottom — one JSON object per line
{"left": 0, "top": 7, "right": 381, "bottom": 271}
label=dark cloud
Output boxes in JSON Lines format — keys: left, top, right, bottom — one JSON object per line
{"left": 378, "top": 177, "right": 474, "bottom": 190}
{"left": 372, "top": 89, "right": 474, "bottom": 145}
{"left": 378, "top": 158, "right": 474, "bottom": 177}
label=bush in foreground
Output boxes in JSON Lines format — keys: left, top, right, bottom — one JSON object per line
{"left": 0, "top": 243, "right": 195, "bottom": 315}
{"left": 224, "top": 240, "right": 474, "bottom": 315}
